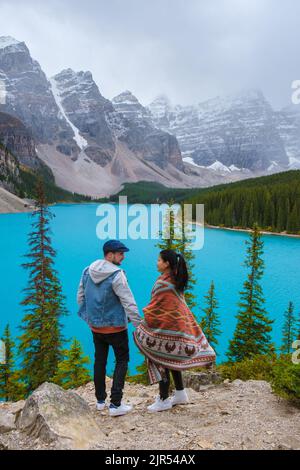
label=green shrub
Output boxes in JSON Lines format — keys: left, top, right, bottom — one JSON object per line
{"left": 217, "top": 354, "right": 277, "bottom": 382}
{"left": 271, "top": 356, "right": 300, "bottom": 406}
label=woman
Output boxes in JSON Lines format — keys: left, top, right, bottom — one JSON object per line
{"left": 133, "top": 249, "right": 216, "bottom": 413}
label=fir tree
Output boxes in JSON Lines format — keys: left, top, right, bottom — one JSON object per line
{"left": 53, "top": 339, "right": 91, "bottom": 389}
{"left": 156, "top": 199, "right": 180, "bottom": 251}
{"left": 280, "top": 301, "right": 297, "bottom": 354}
{"left": 200, "top": 281, "right": 222, "bottom": 352}
{"left": 0, "top": 325, "right": 25, "bottom": 401}
{"left": 19, "top": 179, "right": 67, "bottom": 394}
{"left": 156, "top": 201, "right": 197, "bottom": 311}
{"left": 175, "top": 203, "right": 197, "bottom": 310}
{"left": 227, "top": 224, "right": 274, "bottom": 362}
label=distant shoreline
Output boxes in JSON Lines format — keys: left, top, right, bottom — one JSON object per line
{"left": 2, "top": 200, "right": 299, "bottom": 240}
{"left": 201, "top": 223, "right": 300, "bottom": 239}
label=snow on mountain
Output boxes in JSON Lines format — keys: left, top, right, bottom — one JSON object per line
{"left": 0, "top": 36, "right": 21, "bottom": 50}
{"left": 49, "top": 76, "right": 88, "bottom": 150}
{"left": 182, "top": 156, "right": 203, "bottom": 168}
{"left": 229, "top": 164, "right": 241, "bottom": 171}
{"left": 208, "top": 160, "right": 231, "bottom": 172}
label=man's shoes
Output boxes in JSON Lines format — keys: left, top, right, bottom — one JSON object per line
{"left": 147, "top": 396, "right": 173, "bottom": 413}
{"left": 96, "top": 400, "right": 106, "bottom": 411}
{"left": 109, "top": 403, "right": 133, "bottom": 417}
{"left": 170, "top": 389, "right": 189, "bottom": 406}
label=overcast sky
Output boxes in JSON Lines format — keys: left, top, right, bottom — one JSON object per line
{"left": 1, "top": 0, "right": 299, "bottom": 108}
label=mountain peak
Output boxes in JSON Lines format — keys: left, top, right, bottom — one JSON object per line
{"left": 0, "top": 36, "right": 22, "bottom": 50}
{"left": 150, "top": 94, "right": 171, "bottom": 106}
{"left": 112, "top": 90, "right": 140, "bottom": 105}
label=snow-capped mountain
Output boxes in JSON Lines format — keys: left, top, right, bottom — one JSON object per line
{"left": 148, "top": 90, "right": 290, "bottom": 172}
{"left": 0, "top": 37, "right": 199, "bottom": 196}
{"left": 1, "top": 35, "right": 298, "bottom": 198}
{"left": 0, "top": 36, "right": 75, "bottom": 151}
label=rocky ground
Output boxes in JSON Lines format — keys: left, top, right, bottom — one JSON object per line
{"left": 0, "top": 377, "right": 299, "bottom": 451}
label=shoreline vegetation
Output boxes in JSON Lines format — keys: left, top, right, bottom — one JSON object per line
{"left": 203, "top": 223, "right": 300, "bottom": 239}
{"left": 1, "top": 197, "right": 300, "bottom": 239}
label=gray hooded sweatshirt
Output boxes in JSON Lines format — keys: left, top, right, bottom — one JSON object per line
{"left": 77, "top": 259, "right": 142, "bottom": 328}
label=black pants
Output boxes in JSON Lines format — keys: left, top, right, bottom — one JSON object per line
{"left": 92, "top": 329, "right": 129, "bottom": 407}
{"left": 159, "top": 368, "right": 184, "bottom": 400}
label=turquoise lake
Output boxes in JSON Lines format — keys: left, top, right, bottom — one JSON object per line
{"left": 0, "top": 203, "right": 300, "bottom": 376}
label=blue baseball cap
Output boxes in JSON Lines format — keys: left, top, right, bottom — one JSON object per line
{"left": 103, "top": 239, "right": 130, "bottom": 254}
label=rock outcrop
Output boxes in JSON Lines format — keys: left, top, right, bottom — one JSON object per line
{"left": 0, "top": 111, "right": 53, "bottom": 178}
{"left": 17, "top": 382, "right": 106, "bottom": 450}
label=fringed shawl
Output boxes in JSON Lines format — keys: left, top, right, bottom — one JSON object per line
{"left": 133, "top": 273, "right": 216, "bottom": 384}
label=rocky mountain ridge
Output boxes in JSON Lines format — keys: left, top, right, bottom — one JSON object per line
{"left": 148, "top": 91, "right": 300, "bottom": 173}
{"left": 0, "top": 36, "right": 268, "bottom": 197}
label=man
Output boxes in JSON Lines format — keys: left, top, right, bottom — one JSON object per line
{"left": 77, "top": 239, "right": 142, "bottom": 417}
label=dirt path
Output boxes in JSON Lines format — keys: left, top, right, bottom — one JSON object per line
{"left": 75, "top": 378, "right": 300, "bottom": 450}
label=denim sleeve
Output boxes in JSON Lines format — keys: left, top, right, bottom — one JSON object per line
{"left": 76, "top": 268, "right": 86, "bottom": 305}
{"left": 112, "top": 271, "right": 142, "bottom": 327}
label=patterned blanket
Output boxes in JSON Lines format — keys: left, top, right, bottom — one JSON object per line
{"left": 133, "top": 273, "right": 216, "bottom": 384}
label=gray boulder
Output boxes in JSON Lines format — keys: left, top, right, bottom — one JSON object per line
{"left": 18, "top": 382, "right": 105, "bottom": 450}
{"left": 182, "top": 370, "right": 222, "bottom": 391}
{"left": 0, "top": 401, "right": 25, "bottom": 433}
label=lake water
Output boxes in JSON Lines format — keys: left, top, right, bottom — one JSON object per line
{"left": 0, "top": 203, "right": 300, "bottom": 376}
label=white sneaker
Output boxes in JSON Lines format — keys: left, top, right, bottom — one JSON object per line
{"left": 109, "top": 403, "right": 133, "bottom": 417}
{"left": 170, "top": 389, "right": 189, "bottom": 406}
{"left": 96, "top": 401, "right": 106, "bottom": 411}
{"left": 147, "top": 396, "right": 173, "bottom": 413}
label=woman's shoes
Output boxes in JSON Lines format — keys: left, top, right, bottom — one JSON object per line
{"left": 97, "top": 390, "right": 189, "bottom": 415}
{"left": 109, "top": 402, "right": 133, "bottom": 417}
{"left": 147, "top": 396, "right": 173, "bottom": 413}
{"left": 170, "top": 389, "right": 189, "bottom": 406}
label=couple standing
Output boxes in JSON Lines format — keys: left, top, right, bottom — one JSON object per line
{"left": 77, "top": 239, "right": 216, "bottom": 417}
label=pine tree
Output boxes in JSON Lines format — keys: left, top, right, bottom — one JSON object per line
{"left": 0, "top": 325, "right": 26, "bottom": 401}
{"left": 287, "top": 202, "right": 300, "bottom": 233}
{"left": 227, "top": 224, "right": 274, "bottom": 362}
{"left": 200, "top": 281, "right": 222, "bottom": 352}
{"left": 280, "top": 301, "right": 297, "bottom": 354}
{"left": 175, "top": 203, "right": 197, "bottom": 311}
{"left": 19, "top": 179, "right": 67, "bottom": 394}
{"left": 53, "top": 339, "right": 91, "bottom": 389}
{"left": 156, "top": 199, "right": 180, "bottom": 251}
{"left": 156, "top": 201, "right": 197, "bottom": 311}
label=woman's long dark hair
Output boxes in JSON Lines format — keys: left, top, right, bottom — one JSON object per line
{"left": 159, "top": 249, "right": 188, "bottom": 293}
